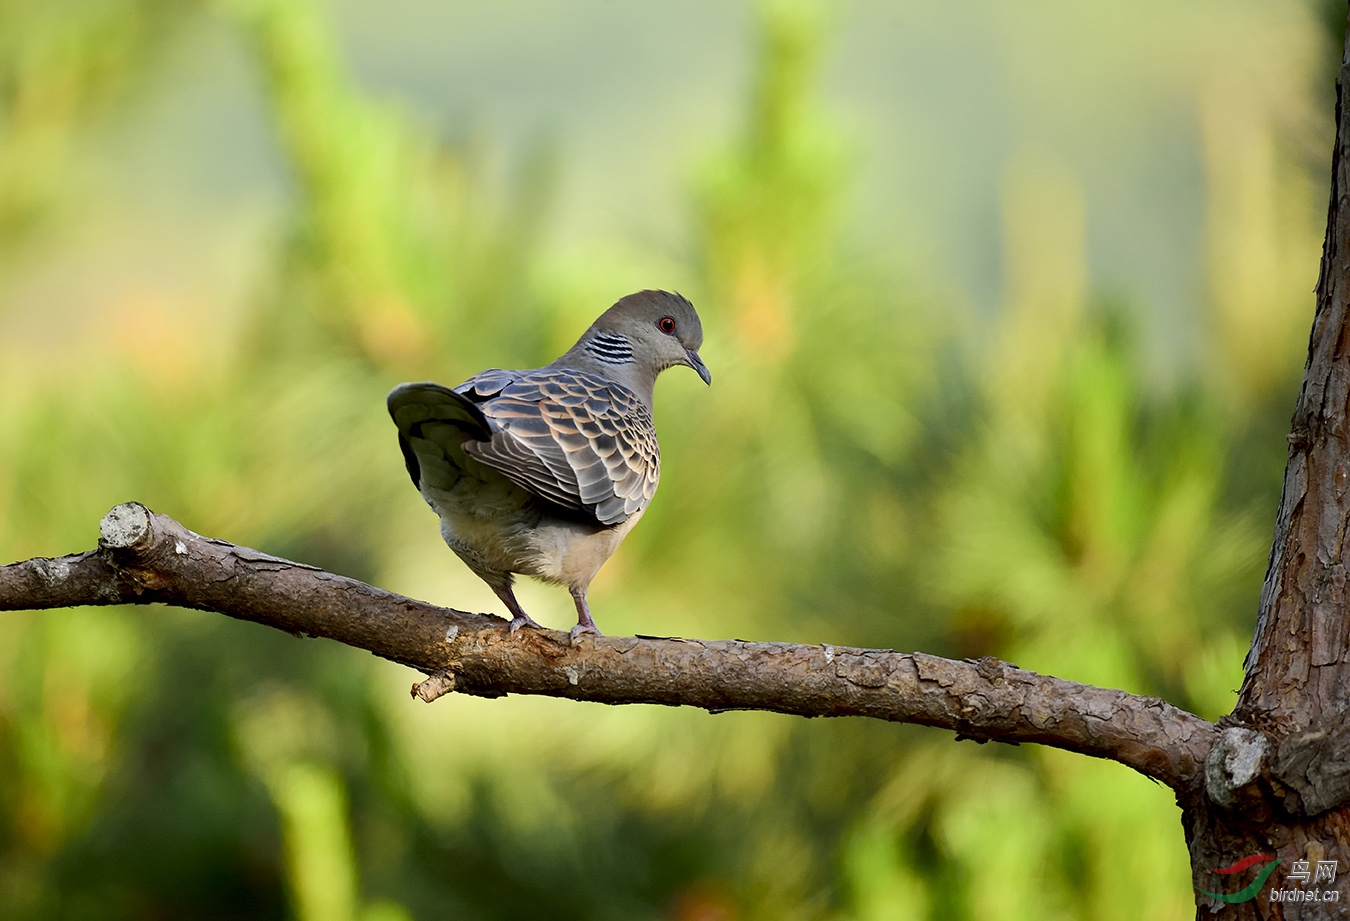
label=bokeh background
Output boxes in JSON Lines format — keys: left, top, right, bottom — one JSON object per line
{"left": 0, "top": 0, "right": 1337, "bottom": 918}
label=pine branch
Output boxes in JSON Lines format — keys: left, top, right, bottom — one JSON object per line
{"left": 1, "top": 502, "right": 1217, "bottom": 792}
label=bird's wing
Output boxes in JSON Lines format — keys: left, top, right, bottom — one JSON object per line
{"left": 386, "top": 382, "right": 492, "bottom": 498}
{"left": 456, "top": 369, "right": 660, "bottom": 526}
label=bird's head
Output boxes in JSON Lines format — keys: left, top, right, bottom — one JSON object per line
{"left": 581, "top": 290, "right": 712, "bottom": 389}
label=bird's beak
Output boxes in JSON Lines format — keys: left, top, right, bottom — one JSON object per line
{"left": 685, "top": 348, "right": 712, "bottom": 385}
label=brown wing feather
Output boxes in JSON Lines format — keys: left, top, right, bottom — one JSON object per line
{"left": 456, "top": 369, "right": 660, "bottom": 526}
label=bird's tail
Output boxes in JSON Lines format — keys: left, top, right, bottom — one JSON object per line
{"left": 386, "top": 382, "right": 492, "bottom": 496}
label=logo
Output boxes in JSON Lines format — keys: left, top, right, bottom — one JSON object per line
{"left": 1197, "top": 855, "right": 1340, "bottom": 905}
{"left": 1196, "top": 855, "right": 1282, "bottom": 904}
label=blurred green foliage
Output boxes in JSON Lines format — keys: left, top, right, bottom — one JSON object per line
{"left": 0, "top": 0, "right": 1329, "bottom": 918}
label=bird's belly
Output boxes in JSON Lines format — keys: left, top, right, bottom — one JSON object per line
{"left": 520, "top": 511, "right": 642, "bottom": 588}
{"left": 435, "top": 505, "right": 537, "bottom": 577}
{"left": 436, "top": 501, "right": 643, "bottom": 590}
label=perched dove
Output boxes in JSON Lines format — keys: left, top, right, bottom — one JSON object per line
{"left": 387, "top": 290, "right": 710, "bottom": 640}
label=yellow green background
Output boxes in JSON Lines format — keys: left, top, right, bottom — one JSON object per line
{"left": 0, "top": 0, "right": 1332, "bottom": 918}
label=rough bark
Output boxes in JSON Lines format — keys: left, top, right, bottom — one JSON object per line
{"left": 0, "top": 501, "right": 1216, "bottom": 791}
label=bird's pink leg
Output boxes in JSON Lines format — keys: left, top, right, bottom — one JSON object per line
{"left": 492, "top": 584, "right": 543, "bottom": 633}
{"left": 568, "top": 588, "right": 602, "bottom": 641}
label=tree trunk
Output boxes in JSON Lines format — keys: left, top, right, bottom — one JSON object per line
{"left": 1181, "top": 11, "right": 1350, "bottom": 919}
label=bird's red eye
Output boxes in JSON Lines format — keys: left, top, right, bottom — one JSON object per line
{"left": 657, "top": 316, "right": 677, "bottom": 335}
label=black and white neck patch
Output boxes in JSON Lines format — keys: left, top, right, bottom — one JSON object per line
{"left": 584, "top": 332, "right": 634, "bottom": 366}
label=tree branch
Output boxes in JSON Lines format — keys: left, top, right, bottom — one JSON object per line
{"left": 1, "top": 502, "right": 1218, "bottom": 792}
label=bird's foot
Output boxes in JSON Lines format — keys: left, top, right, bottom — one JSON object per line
{"left": 568, "top": 589, "right": 601, "bottom": 644}
{"left": 568, "top": 622, "right": 602, "bottom": 644}
{"left": 508, "top": 613, "right": 544, "bottom": 634}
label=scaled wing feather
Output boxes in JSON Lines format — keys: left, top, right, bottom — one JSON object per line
{"left": 456, "top": 369, "right": 660, "bottom": 526}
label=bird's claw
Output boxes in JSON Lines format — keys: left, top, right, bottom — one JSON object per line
{"left": 508, "top": 614, "right": 543, "bottom": 634}
{"left": 568, "top": 623, "right": 602, "bottom": 644}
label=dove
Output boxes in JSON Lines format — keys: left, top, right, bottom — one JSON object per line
{"left": 387, "top": 290, "right": 710, "bottom": 640}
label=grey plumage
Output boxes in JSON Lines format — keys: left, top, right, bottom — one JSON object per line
{"left": 388, "top": 290, "right": 709, "bottom": 639}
